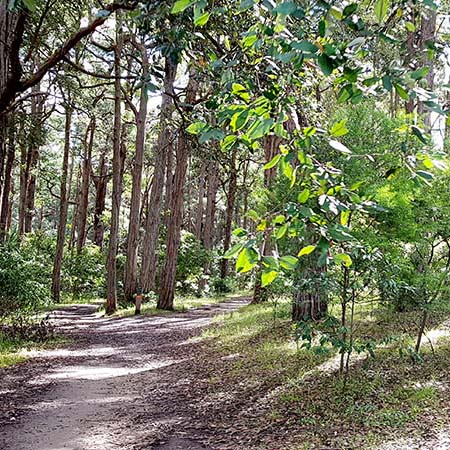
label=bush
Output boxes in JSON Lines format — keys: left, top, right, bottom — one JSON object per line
{"left": 0, "top": 235, "right": 51, "bottom": 318}
{"left": 62, "top": 245, "right": 106, "bottom": 299}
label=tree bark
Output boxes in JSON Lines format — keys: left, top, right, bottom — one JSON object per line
{"left": 92, "top": 148, "right": 108, "bottom": 248}
{"left": 140, "top": 57, "right": 177, "bottom": 293}
{"left": 220, "top": 147, "right": 237, "bottom": 280}
{"left": 0, "top": 116, "right": 15, "bottom": 239}
{"left": 51, "top": 106, "right": 72, "bottom": 303}
{"left": 76, "top": 117, "right": 95, "bottom": 254}
{"left": 195, "top": 163, "right": 206, "bottom": 240}
{"left": 105, "top": 18, "right": 124, "bottom": 315}
{"left": 199, "top": 158, "right": 219, "bottom": 291}
{"left": 124, "top": 43, "right": 149, "bottom": 301}
{"left": 158, "top": 68, "right": 198, "bottom": 310}
{"left": 292, "top": 259, "right": 328, "bottom": 321}
{"left": 252, "top": 135, "right": 281, "bottom": 304}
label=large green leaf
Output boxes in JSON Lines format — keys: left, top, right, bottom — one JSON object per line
{"left": 374, "top": 0, "right": 389, "bottom": 22}
{"left": 172, "top": 0, "right": 192, "bottom": 13}
{"left": 236, "top": 247, "right": 259, "bottom": 273}
{"left": 261, "top": 270, "right": 278, "bottom": 287}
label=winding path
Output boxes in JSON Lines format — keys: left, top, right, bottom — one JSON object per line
{"left": 0, "top": 298, "right": 248, "bottom": 450}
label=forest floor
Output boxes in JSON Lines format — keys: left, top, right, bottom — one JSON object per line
{"left": 0, "top": 298, "right": 450, "bottom": 450}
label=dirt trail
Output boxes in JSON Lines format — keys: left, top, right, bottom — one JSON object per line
{"left": 0, "top": 298, "right": 248, "bottom": 450}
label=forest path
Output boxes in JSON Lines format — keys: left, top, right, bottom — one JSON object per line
{"left": 0, "top": 297, "right": 249, "bottom": 450}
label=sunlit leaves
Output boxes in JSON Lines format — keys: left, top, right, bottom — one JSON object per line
{"left": 329, "top": 139, "right": 352, "bottom": 155}
{"left": 330, "top": 120, "right": 349, "bottom": 137}
{"left": 171, "top": 0, "right": 192, "bottom": 14}
{"left": 333, "top": 253, "right": 353, "bottom": 267}
{"left": 298, "top": 245, "right": 316, "bottom": 257}
{"left": 374, "top": 0, "right": 390, "bottom": 23}
{"left": 236, "top": 247, "right": 259, "bottom": 273}
{"left": 263, "top": 154, "right": 281, "bottom": 170}
{"left": 261, "top": 270, "right": 278, "bottom": 287}
{"left": 279, "top": 255, "right": 298, "bottom": 270}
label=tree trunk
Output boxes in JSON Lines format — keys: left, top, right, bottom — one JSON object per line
{"left": 92, "top": 148, "right": 108, "bottom": 248}
{"left": 220, "top": 147, "right": 237, "bottom": 280}
{"left": 51, "top": 106, "right": 72, "bottom": 303}
{"left": 76, "top": 117, "right": 95, "bottom": 254}
{"left": 140, "top": 57, "right": 177, "bottom": 292}
{"left": 158, "top": 69, "right": 198, "bottom": 310}
{"left": 195, "top": 163, "right": 206, "bottom": 240}
{"left": 199, "top": 158, "right": 219, "bottom": 291}
{"left": 124, "top": 43, "right": 149, "bottom": 301}
{"left": 253, "top": 135, "right": 281, "bottom": 303}
{"left": 0, "top": 116, "right": 14, "bottom": 239}
{"left": 292, "top": 262, "right": 328, "bottom": 321}
{"left": 105, "top": 19, "right": 124, "bottom": 315}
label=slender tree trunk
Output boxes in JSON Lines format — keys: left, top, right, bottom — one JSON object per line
{"left": 199, "top": 159, "right": 219, "bottom": 291}
{"left": 220, "top": 147, "right": 238, "bottom": 280}
{"left": 105, "top": 20, "right": 124, "bottom": 315}
{"left": 140, "top": 57, "right": 177, "bottom": 292}
{"left": 124, "top": 43, "right": 149, "bottom": 301}
{"left": 195, "top": 163, "right": 206, "bottom": 240}
{"left": 51, "top": 106, "right": 72, "bottom": 303}
{"left": 76, "top": 117, "right": 95, "bottom": 254}
{"left": 253, "top": 135, "right": 281, "bottom": 303}
{"left": 0, "top": 116, "right": 14, "bottom": 239}
{"left": 93, "top": 148, "right": 108, "bottom": 248}
{"left": 158, "top": 69, "right": 198, "bottom": 310}
{"left": 24, "top": 86, "right": 43, "bottom": 233}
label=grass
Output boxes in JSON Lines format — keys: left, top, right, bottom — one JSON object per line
{"left": 200, "top": 297, "right": 450, "bottom": 449}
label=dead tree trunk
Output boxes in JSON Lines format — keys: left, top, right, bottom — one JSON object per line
{"left": 51, "top": 106, "right": 72, "bottom": 303}
{"left": 158, "top": 69, "right": 198, "bottom": 310}
{"left": 105, "top": 19, "right": 124, "bottom": 315}
{"left": 124, "top": 42, "right": 149, "bottom": 301}
{"left": 140, "top": 57, "right": 177, "bottom": 292}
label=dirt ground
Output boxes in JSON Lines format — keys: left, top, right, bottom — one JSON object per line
{"left": 0, "top": 299, "right": 247, "bottom": 450}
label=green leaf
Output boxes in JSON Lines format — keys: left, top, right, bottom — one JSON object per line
{"left": 276, "top": 223, "right": 288, "bottom": 240}
{"left": 329, "top": 139, "right": 352, "bottom": 155}
{"left": 221, "top": 135, "right": 237, "bottom": 151}
{"left": 280, "top": 157, "right": 294, "bottom": 181}
{"left": 318, "top": 54, "right": 334, "bottom": 76}
{"left": 261, "top": 270, "right": 278, "bottom": 287}
{"left": 230, "top": 110, "right": 250, "bottom": 132}
{"left": 263, "top": 154, "right": 281, "bottom": 170}
{"left": 223, "top": 243, "right": 244, "bottom": 259}
{"left": 340, "top": 210, "right": 351, "bottom": 226}
{"left": 172, "top": 0, "right": 192, "bottom": 14}
{"left": 416, "top": 170, "right": 433, "bottom": 180}
{"left": 405, "top": 21, "right": 416, "bottom": 32}
{"left": 186, "top": 121, "right": 207, "bottom": 135}
{"left": 394, "top": 83, "right": 409, "bottom": 100}
{"left": 194, "top": 12, "right": 210, "bottom": 26}
{"left": 22, "top": 0, "right": 36, "bottom": 11}
{"left": 330, "top": 120, "right": 349, "bottom": 137}
{"left": 298, "top": 245, "right": 316, "bottom": 257}
{"left": 280, "top": 255, "right": 298, "bottom": 270}
{"left": 411, "top": 125, "right": 429, "bottom": 144}
{"left": 374, "top": 0, "right": 389, "bottom": 22}
{"left": 334, "top": 253, "right": 353, "bottom": 267}
{"left": 273, "top": 1, "right": 298, "bottom": 16}
{"left": 232, "top": 83, "right": 251, "bottom": 102}
{"left": 329, "top": 225, "right": 353, "bottom": 241}
{"left": 236, "top": 247, "right": 259, "bottom": 273}
{"left": 233, "top": 228, "right": 247, "bottom": 237}
{"left": 297, "top": 189, "right": 310, "bottom": 204}
{"left": 247, "top": 118, "right": 273, "bottom": 141}
{"left": 410, "top": 67, "right": 430, "bottom": 80}
{"left": 247, "top": 209, "right": 259, "bottom": 222}
{"left": 291, "top": 40, "right": 319, "bottom": 53}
